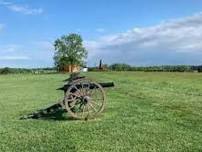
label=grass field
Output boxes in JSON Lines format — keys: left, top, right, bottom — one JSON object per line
{"left": 0, "top": 72, "right": 202, "bottom": 152}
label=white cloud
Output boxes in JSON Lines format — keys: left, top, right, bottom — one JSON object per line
{"left": 0, "top": 44, "right": 30, "bottom": 60}
{"left": 0, "top": 56, "right": 30, "bottom": 60}
{"left": 0, "top": 44, "right": 22, "bottom": 53}
{"left": 96, "top": 28, "right": 105, "bottom": 33}
{"left": 0, "top": 0, "right": 43, "bottom": 15}
{"left": 85, "top": 12, "right": 202, "bottom": 66}
{"left": 0, "top": 41, "right": 54, "bottom": 68}
{"left": 33, "top": 41, "right": 54, "bottom": 51}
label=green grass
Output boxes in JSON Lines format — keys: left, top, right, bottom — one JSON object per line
{"left": 0, "top": 72, "right": 202, "bottom": 152}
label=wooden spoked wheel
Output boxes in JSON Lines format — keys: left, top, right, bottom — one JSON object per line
{"left": 64, "top": 79, "right": 106, "bottom": 120}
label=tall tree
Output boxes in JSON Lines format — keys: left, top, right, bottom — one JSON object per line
{"left": 54, "top": 33, "right": 87, "bottom": 72}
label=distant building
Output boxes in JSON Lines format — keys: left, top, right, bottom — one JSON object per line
{"left": 63, "top": 64, "right": 80, "bottom": 73}
{"left": 81, "top": 67, "right": 88, "bottom": 72}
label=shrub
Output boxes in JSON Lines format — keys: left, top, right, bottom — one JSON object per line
{"left": 0, "top": 67, "right": 13, "bottom": 74}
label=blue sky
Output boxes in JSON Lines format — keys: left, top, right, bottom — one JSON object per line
{"left": 1, "top": 0, "right": 202, "bottom": 68}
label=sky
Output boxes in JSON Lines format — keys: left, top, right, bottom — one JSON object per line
{"left": 1, "top": 0, "right": 202, "bottom": 68}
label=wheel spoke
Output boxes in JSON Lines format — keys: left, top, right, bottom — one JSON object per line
{"left": 89, "top": 88, "right": 97, "bottom": 96}
{"left": 72, "top": 85, "right": 82, "bottom": 96}
{"left": 79, "top": 82, "right": 85, "bottom": 96}
{"left": 91, "top": 94, "right": 103, "bottom": 100}
{"left": 88, "top": 103, "right": 97, "bottom": 112}
{"left": 86, "top": 104, "right": 90, "bottom": 116}
{"left": 69, "top": 92, "right": 80, "bottom": 98}
{"left": 85, "top": 83, "right": 91, "bottom": 95}
{"left": 81, "top": 105, "right": 86, "bottom": 118}
{"left": 69, "top": 100, "right": 77, "bottom": 108}
{"left": 91, "top": 100, "right": 101, "bottom": 107}
{"left": 83, "top": 82, "right": 89, "bottom": 94}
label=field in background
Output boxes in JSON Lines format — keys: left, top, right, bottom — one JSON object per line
{"left": 0, "top": 72, "right": 202, "bottom": 151}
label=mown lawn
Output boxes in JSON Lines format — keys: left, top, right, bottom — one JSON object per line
{"left": 0, "top": 72, "right": 202, "bottom": 152}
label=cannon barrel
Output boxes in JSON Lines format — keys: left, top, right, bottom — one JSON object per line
{"left": 63, "top": 76, "right": 85, "bottom": 82}
{"left": 57, "top": 82, "right": 114, "bottom": 92}
{"left": 98, "top": 82, "right": 114, "bottom": 88}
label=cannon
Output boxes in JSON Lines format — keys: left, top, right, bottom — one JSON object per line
{"left": 23, "top": 73, "right": 114, "bottom": 120}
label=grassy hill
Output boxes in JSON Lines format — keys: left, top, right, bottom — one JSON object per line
{"left": 0, "top": 72, "right": 201, "bottom": 151}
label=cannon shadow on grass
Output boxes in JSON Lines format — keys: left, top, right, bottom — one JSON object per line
{"left": 21, "top": 109, "right": 78, "bottom": 121}
{"left": 34, "top": 110, "right": 70, "bottom": 121}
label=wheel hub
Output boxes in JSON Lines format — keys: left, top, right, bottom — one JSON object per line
{"left": 82, "top": 96, "right": 91, "bottom": 104}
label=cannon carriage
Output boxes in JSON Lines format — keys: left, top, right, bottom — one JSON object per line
{"left": 23, "top": 73, "right": 114, "bottom": 120}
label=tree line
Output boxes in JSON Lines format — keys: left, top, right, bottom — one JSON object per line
{"left": 0, "top": 67, "right": 57, "bottom": 74}
{"left": 90, "top": 64, "right": 202, "bottom": 72}
{"left": 1, "top": 64, "right": 202, "bottom": 74}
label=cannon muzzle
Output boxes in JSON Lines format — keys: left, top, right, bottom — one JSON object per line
{"left": 99, "top": 82, "right": 114, "bottom": 88}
